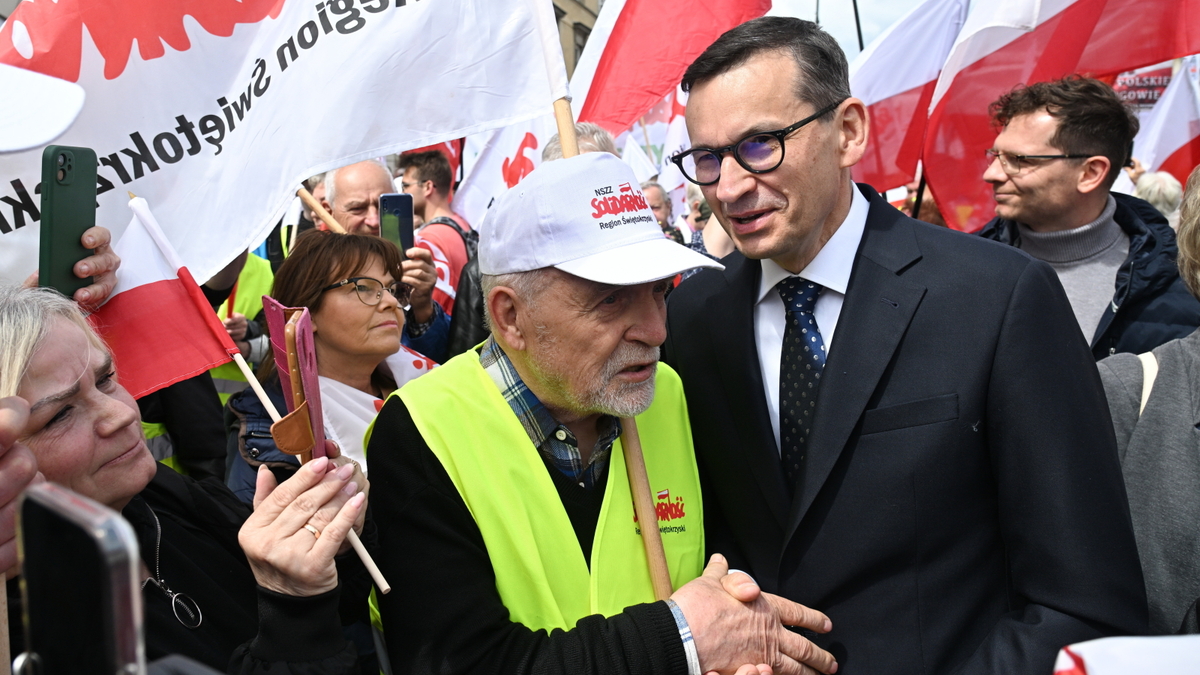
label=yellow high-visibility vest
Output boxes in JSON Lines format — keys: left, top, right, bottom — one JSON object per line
{"left": 366, "top": 350, "right": 703, "bottom": 631}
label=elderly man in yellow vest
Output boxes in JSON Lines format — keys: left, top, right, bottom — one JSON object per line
{"left": 367, "top": 153, "right": 839, "bottom": 675}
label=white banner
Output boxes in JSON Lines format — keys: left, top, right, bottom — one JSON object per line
{"left": 0, "top": 0, "right": 567, "bottom": 284}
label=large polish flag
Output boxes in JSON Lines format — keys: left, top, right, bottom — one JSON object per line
{"left": 571, "top": 0, "right": 771, "bottom": 135}
{"left": 89, "top": 197, "right": 237, "bottom": 399}
{"left": 1132, "top": 57, "right": 1200, "bottom": 187}
{"left": 849, "top": 0, "right": 968, "bottom": 192}
{"left": 923, "top": 0, "right": 1200, "bottom": 232}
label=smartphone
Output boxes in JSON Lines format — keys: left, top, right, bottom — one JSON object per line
{"left": 17, "top": 482, "right": 145, "bottom": 675}
{"left": 379, "top": 193, "right": 414, "bottom": 256}
{"left": 39, "top": 145, "right": 98, "bottom": 297}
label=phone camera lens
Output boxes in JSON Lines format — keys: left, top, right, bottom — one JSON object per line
{"left": 56, "top": 154, "right": 65, "bottom": 167}
{"left": 56, "top": 169, "right": 65, "bottom": 182}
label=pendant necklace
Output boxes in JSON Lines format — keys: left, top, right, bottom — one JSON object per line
{"left": 140, "top": 504, "right": 204, "bottom": 629}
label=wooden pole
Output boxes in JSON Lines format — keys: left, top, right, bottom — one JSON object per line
{"left": 620, "top": 417, "right": 674, "bottom": 601}
{"left": 229, "top": 353, "right": 391, "bottom": 593}
{"left": 553, "top": 97, "right": 580, "bottom": 159}
{"left": 0, "top": 581, "right": 9, "bottom": 675}
{"left": 297, "top": 187, "right": 346, "bottom": 234}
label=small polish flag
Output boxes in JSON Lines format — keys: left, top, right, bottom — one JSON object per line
{"left": 657, "top": 489, "right": 670, "bottom": 501}
{"left": 88, "top": 196, "right": 237, "bottom": 399}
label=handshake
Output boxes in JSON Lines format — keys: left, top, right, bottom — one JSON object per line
{"left": 672, "top": 554, "right": 837, "bottom": 675}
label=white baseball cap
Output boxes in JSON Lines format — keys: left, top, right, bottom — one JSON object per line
{"left": 0, "top": 64, "right": 86, "bottom": 153}
{"left": 480, "top": 152, "right": 723, "bottom": 285}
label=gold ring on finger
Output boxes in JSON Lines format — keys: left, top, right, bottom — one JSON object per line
{"left": 303, "top": 524, "right": 320, "bottom": 539}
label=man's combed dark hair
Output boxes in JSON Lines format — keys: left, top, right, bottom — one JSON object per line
{"left": 989, "top": 76, "right": 1139, "bottom": 188}
{"left": 681, "top": 17, "right": 849, "bottom": 120}
{"left": 398, "top": 150, "right": 453, "bottom": 197}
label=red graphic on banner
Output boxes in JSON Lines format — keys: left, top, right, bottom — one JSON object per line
{"left": 502, "top": 132, "right": 539, "bottom": 188}
{"left": 0, "top": 0, "right": 285, "bottom": 82}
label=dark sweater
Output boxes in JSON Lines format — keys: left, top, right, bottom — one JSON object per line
{"left": 366, "top": 395, "right": 689, "bottom": 675}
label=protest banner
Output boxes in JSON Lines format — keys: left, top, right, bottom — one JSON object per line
{"left": 923, "top": 0, "right": 1200, "bottom": 232}
{"left": 849, "top": 0, "right": 968, "bottom": 192}
{"left": 1131, "top": 57, "right": 1200, "bottom": 188}
{"left": 0, "top": 0, "right": 567, "bottom": 285}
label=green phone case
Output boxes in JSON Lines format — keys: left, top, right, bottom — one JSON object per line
{"left": 39, "top": 145, "right": 98, "bottom": 297}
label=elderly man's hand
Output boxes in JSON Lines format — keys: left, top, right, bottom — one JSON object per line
{"left": 22, "top": 226, "right": 121, "bottom": 308}
{"left": 0, "top": 397, "right": 44, "bottom": 579}
{"left": 671, "top": 554, "right": 837, "bottom": 675}
{"left": 240, "top": 456, "right": 366, "bottom": 597}
{"left": 402, "top": 246, "right": 437, "bottom": 324}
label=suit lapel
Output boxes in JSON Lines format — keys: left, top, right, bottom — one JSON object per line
{"left": 706, "top": 253, "right": 791, "bottom": 527}
{"left": 785, "top": 191, "right": 928, "bottom": 541}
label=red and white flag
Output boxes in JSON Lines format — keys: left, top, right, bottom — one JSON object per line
{"left": 923, "top": 0, "right": 1200, "bottom": 232}
{"left": 658, "top": 89, "right": 691, "bottom": 193}
{"left": 1052, "top": 635, "right": 1200, "bottom": 674}
{"left": 0, "top": 0, "right": 567, "bottom": 285}
{"left": 571, "top": 0, "right": 771, "bottom": 135}
{"left": 1131, "top": 57, "right": 1200, "bottom": 187}
{"left": 849, "top": 0, "right": 968, "bottom": 191}
{"left": 89, "top": 197, "right": 237, "bottom": 399}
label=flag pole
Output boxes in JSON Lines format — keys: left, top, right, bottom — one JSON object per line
{"left": 851, "top": 0, "right": 865, "bottom": 51}
{"left": 552, "top": 98, "right": 580, "bottom": 158}
{"left": 297, "top": 187, "right": 346, "bottom": 234}
{"left": 621, "top": 417, "right": 675, "bottom": 600}
{"left": 229, "top": 352, "right": 391, "bottom": 594}
{"left": 548, "top": 75, "right": 672, "bottom": 601}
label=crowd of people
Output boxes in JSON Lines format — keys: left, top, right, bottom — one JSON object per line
{"left": 3, "top": 14, "right": 1200, "bottom": 675}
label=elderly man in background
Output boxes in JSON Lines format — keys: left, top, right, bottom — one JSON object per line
{"left": 367, "top": 152, "right": 839, "bottom": 675}
{"left": 321, "top": 159, "right": 450, "bottom": 362}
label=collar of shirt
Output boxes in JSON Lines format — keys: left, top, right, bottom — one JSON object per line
{"left": 756, "top": 184, "right": 870, "bottom": 307}
{"left": 478, "top": 336, "right": 620, "bottom": 489}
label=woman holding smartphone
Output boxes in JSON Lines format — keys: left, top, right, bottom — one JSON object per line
{"left": 0, "top": 284, "right": 370, "bottom": 674}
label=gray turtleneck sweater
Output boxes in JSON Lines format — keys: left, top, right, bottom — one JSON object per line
{"left": 1017, "top": 196, "right": 1127, "bottom": 343}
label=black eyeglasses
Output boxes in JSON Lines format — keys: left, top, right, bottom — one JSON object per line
{"left": 985, "top": 149, "right": 1091, "bottom": 177}
{"left": 671, "top": 100, "right": 845, "bottom": 186}
{"left": 322, "top": 276, "right": 412, "bottom": 308}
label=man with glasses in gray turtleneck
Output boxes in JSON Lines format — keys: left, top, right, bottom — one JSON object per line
{"left": 979, "top": 75, "right": 1200, "bottom": 360}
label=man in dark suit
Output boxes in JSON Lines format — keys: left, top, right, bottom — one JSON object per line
{"left": 664, "top": 17, "right": 1147, "bottom": 675}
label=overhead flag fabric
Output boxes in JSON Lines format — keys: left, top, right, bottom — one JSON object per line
{"left": 0, "top": 0, "right": 568, "bottom": 285}
{"left": 849, "top": 0, "right": 968, "bottom": 192}
{"left": 90, "top": 197, "right": 237, "bottom": 399}
{"left": 923, "top": 0, "right": 1200, "bottom": 232}
{"left": 1131, "top": 57, "right": 1200, "bottom": 188}
{"left": 454, "top": 113, "right": 558, "bottom": 228}
{"left": 571, "top": 0, "right": 771, "bottom": 135}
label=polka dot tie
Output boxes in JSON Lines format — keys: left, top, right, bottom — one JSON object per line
{"left": 777, "top": 277, "right": 826, "bottom": 497}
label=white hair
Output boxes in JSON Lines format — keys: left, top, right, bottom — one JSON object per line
{"left": 1135, "top": 171, "right": 1184, "bottom": 218}
{"left": 480, "top": 268, "right": 555, "bottom": 333}
{"left": 542, "top": 122, "right": 619, "bottom": 162}
{"left": 0, "top": 285, "right": 106, "bottom": 398}
{"left": 323, "top": 160, "right": 390, "bottom": 210}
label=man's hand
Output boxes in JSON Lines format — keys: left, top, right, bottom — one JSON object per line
{"left": 402, "top": 246, "right": 436, "bottom": 324}
{"left": 1125, "top": 157, "right": 1146, "bottom": 184}
{"left": 671, "top": 554, "right": 837, "bottom": 675}
{"left": 23, "top": 226, "right": 122, "bottom": 308}
{"left": 224, "top": 313, "right": 249, "bottom": 342}
{"left": 0, "top": 397, "right": 43, "bottom": 579}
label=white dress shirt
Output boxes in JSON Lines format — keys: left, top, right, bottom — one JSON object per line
{"left": 755, "top": 186, "right": 869, "bottom": 452}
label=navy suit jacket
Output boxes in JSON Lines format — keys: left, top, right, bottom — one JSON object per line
{"left": 663, "top": 184, "right": 1147, "bottom": 674}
